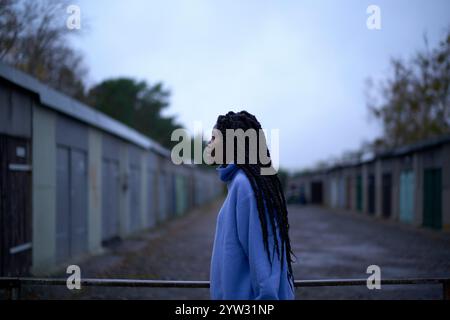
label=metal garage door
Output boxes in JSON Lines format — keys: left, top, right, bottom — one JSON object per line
{"left": 346, "top": 177, "right": 352, "bottom": 209}
{"left": 356, "top": 175, "right": 363, "bottom": 212}
{"left": 188, "top": 172, "right": 195, "bottom": 210}
{"left": 175, "top": 175, "right": 188, "bottom": 216}
{"left": 56, "top": 147, "right": 70, "bottom": 263}
{"left": 382, "top": 173, "right": 392, "bottom": 218}
{"left": 101, "top": 159, "right": 120, "bottom": 241}
{"left": 56, "top": 146, "right": 88, "bottom": 263}
{"left": 367, "top": 174, "right": 376, "bottom": 215}
{"left": 158, "top": 172, "right": 168, "bottom": 222}
{"left": 338, "top": 177, "right": 346, "bottom": 208}
{"left": 310, "top": 181, "right": 323, "bottom": 204}
{"left": 423, "top": 168, "right": 442, "bottom": 230}
{"left": 330, "top": 178, "right": 338, "bottom": 208}
{"left": 70, "top": 149, "right": 88, "bottom": 256}
{"left": 129, "top": 164, "right": 141, "bottom": 232}
{"left": 0, "top": 135, "right": 32, "bottom": 276}
{"left": 175, "top": 175, "right": 183, "bottom": 216}
{"left": 147, "top": 169, "right": 156, "bottom": 228}
{"left": 170, "top": 173, "right": 177, "bottom": 217}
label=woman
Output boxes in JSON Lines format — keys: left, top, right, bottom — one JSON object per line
{"left": 208, "top": 110, "right": 296, "bottom": 300}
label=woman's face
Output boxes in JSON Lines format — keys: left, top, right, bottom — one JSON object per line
{"left": 205, "top": 126, "right": 223, "bottom": 164}
{"left": 207, "top": 128, "right": 217, "bottom": 146}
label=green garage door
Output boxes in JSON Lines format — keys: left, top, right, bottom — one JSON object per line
{"left": 399, "top": 170, "right": 414, "bottom": 224}
{"left": 423, "top": 168, "right": 442, "bottom": 230}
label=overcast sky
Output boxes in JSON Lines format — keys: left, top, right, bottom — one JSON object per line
{"left": 72, "top": 0, "right": 450, "bottom": 171}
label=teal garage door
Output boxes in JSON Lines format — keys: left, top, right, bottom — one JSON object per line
{"left": 399, "top": 170, "right": 415, "bottom": 224}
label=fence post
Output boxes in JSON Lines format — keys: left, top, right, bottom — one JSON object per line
{"left": 443, "top": 280, "right": 450, "bottom": 300}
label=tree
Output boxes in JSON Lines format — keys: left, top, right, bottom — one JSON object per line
{"left": 0, "top": 0, "right": 87, "bottom": 100}
{"left": 87, "top": 78, "right": 183, "bottom": 148}
{"left": 366, "top": 30, "right": 450, "bottom": 148}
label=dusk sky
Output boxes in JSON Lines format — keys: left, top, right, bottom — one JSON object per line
{"left": 72, "top": 0, "right": 450, "bottom": 171}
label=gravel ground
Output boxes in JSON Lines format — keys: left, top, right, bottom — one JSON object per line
{"left": 18, "top": 199, "right": 450, "bottom": 300}
{"left": 290, "top": 205, "right": 450, "bottom": 299}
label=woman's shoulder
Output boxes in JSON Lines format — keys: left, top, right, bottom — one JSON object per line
{"left": 230, "top": 169, "right": 254, "bottom": 198}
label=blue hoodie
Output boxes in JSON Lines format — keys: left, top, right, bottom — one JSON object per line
{"left": 210, "top": 164, "right": 295, "bottom": 300}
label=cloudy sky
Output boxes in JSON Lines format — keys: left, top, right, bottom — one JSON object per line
{"left": 72, "top": 0, "right": 450, "bottom": 171}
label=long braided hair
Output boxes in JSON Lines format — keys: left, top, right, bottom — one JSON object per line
{"left": 214, "top": 110, "right": 296, "bottom": 292}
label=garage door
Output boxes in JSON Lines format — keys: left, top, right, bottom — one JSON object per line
{"left": 0, "top": 135, "right": 32, "bottom": 276}
{"left": 399, "top": 170, "right": 415, "bottom": 224}
{"left": 423, "top": 168, "right": 442, "bottom": 230}
{"left": 56, "top": 146, "right": 88, "bottom": 263}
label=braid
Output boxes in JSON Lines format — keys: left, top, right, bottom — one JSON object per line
{"left": 215, "top": 110, "right": 296, "bottom": 293}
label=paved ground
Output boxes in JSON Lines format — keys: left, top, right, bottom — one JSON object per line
{"left": 21, "top": 197, "right": 450, "bottom": 299}
{"left": 290, "top": 205, "right": 450, "bottom": 299}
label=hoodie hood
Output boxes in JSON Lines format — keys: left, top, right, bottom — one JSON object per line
{"left": 216, "top": 163, "right": 239, "bottom": 182}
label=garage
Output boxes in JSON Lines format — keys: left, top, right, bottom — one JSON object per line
{"left": 55, "top": 116, "right": 88, "bottom": 264}
{"left": 399, "top": 170, "right": 415, "bottom": 224}
{"left": 382, "top": 173, "right": 392, "bottom": 218}
{"left": 423, "top": 168, "right": 442, "bottom": 230}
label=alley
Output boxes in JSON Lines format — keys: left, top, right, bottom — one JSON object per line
{"left": 24, "top": 199, "right": 450, "bottom": 299}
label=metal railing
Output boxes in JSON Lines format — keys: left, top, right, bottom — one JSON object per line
{"left": 1, "top": 277, "right": 449, "bottom": 300}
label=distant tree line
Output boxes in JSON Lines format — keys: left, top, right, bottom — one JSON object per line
{"left": 297, "top": 29, "right": 450, "bottom": 175}
{"left": 86, "top": 78, "right": 184, "bottom": 149}
{"left": 0, "top": 0, "right": 86, "bottom": 100}
{"left": 0, "top": 0, "right": 184, "bottom": 149}
{"left": 366, "top": 30, "right": 450, "bottom": 150}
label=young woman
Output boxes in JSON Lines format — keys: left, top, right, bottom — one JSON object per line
{"left": 208, "top": 111, "right": 296, "bottom": 300}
